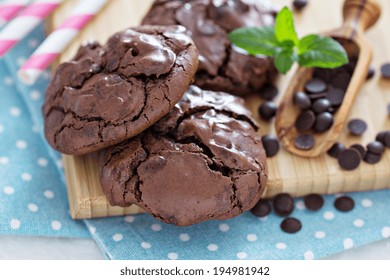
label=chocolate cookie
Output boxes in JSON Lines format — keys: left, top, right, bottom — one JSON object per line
{"left": 43, "top": 25, "right": 198, "bottom": 155}
{"left": 99, "top": 86, "right": 267, "bottom": 226}
{"left": 142, "top": 0, "right": 277, "bottom": 96}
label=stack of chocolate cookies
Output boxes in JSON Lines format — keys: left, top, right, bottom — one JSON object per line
{"left": 43, "top": 0, "right": 277, "bottom": 226}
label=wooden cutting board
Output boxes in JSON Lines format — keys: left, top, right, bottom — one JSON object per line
{"left": 49, "top": 0, "right": 390, "bottom": 219}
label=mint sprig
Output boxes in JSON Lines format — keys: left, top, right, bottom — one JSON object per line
{"left": 228, "top": 7, "right": 348, "bottom": 74}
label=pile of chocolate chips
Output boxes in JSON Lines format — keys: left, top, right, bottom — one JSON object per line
{"left": 292, "top": 58, "right": 357, "bottom": 150}
{"left": 328, "top": 130, "right": 390, "bottom": 170}
{"left": 251, "top": 193, "right": 355, "bottom": 234}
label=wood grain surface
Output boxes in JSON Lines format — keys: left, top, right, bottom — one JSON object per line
{"left": 50, "top": 0, "right": 390, "bottom": 219}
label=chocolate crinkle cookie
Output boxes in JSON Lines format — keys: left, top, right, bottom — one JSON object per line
{"left": 43, "top": 25, "right": 198, "bottom": 155}
{"left": 142, "top": 0, "right": 278, "bottom": 96}
{"left": 99, "top": 86, "right": 267, "bottom": 226}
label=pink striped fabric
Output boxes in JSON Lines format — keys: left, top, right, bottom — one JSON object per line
{"left": 0, "top": 4, "right": 25, "bottom": 22}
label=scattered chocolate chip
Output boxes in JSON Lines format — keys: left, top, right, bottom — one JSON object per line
{"left": 380, "top": 63, "right": 390, "bottom": 79}
{"left": 376, "top": 131, "right": 387, "bottom": 144}
{"left": 260, "top": 84, "right": 278, "bottom": 100}
{"left": 379, "top": 131, "right": 390, "bottom": 148}
{"left": 312, "top": 98, "right": 331, "bottom": 114}
{"left": 350, "top": 144, "right": 366, "bottom": 159}
{"left": 304, "top": 194, "right": 324, "bottom": 211}
{"left": 334, "top": 196, "right": 355, "bottom": 212}
{"left": 295, "top": 110, "right": 315, "bottom": 132}
{"left": 294, "top": 134, "right": 315, "bottom": 150}
{"left": 273, "top": 193, "right": 295, "bottom": 216}
{"left": 367, "top": 141, "right": 385, "bottom": 155}
{"left": 325, "top": 88, "right": 345, "bottom": 107}
{"left": 337, "top": 148, "right": 361, "bottom": 170}
{"left": 251, "top": 200, "right": 271, "bottom": 217}
{"left": 327, "top": 142, "right": 346, "bottom": 158}
{"left": 258, "top": 101, "right": 277, "bottom": 121}
{"left": 305, "top": 78, "right": 327, "bottom": 94}
{"left": 364, "top": 152, "right": 381, "bottom": 164}
{"left": 292, "top": 0, "right": 308, "bottom": 10}
{"left": 347, "top": 119, "right": 367, "bottom": 136}
{"left": 383, "top": 131, "right": 390, "bottom": 148}
{"left": 280, "top": 217, "right": 302, "bottom": 234}
{"left": 313, "top": 112, "right": 334, "bottom": 133}
{"left": 293, "top": 91, "right": 311, "bottom": 110}
{"left": 261, "top": 134, "right": 280, "bottom": 158}
{"left": 366, "top": 65, "right": 375, "bottom": 79}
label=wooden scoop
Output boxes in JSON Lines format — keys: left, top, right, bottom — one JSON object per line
{"left": 275, "top": 0, "right": 381, "bottom": 158}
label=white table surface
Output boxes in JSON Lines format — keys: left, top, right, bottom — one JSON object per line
{"left": 0, "top": 235, "right": 389, "bottom": 260}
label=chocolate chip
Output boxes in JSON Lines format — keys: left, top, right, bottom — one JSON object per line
{"left": 295, "top": 110, "right": 315, "bottom": 132}
{"left": 280, "top": 217, "right": 302, "bottom": 234}
{"left": 366, "top": 65, "right": 375, "bottom": 79}
{"left": 331, "top": 72, "right": 351, "bottom": 90}
{"left": 313, "top": 112, "right": 333, "bottom": 133}
{"left": 380, "top": 63, "right": 390, "bottom": 79}
{"left": 304, "top": 194, "right": 324, "bottom": 211}
{"left": 258, "top": 101, "right": 277, "bottom": 120}
{"left": 260, "top": 84, "right": 278, "bottom": 101}
{"left": 293, "top": 91, "right": 311, "bottom": 110}
{"left": 384, "top": 131, "right": 390, "bottom": 148}
{"left": 308, "top": 92, "right": 326, "bottom": 100}
{"left": 273, "top": 193, "right": 294, "bottom": 216}
{"left": 347, "top": 119, "right": 367, "bottom": 136}
{"left": 337, "top": 148, "right": 361, "bottom": 170}
{"left": 305, "top": 78, "right": 327, "bottom": 94}
{"left": 343, "top": 59, "right": 357, "bottom": 75}
{"left": 350, "top": 144, "right": 366, "bottom": 159}
{"left": 367, "top": 141, "right": 385, "bottom": 155}
{"left": 292, "top": 0, "right": 308, "bottom": 10}
{"left": 364, "top": 152, "right": 381, "bottom": 164}
{"left": 313, "top": 68, "right": 332, "bottom": 83}
{"left": 376, "top": 131, "right": 386, "bottom": 144}
{"left": 294, "top": 134, "right": 315, "bottom": 150}
{"left": 250, "top": 199, "right": 271, "bottom": 217}
{"left": 376, "top": 131, "right": 390, "bottom": 148}
{"left": 261, "top": 134, "right": 280, "bottom": 157}
{"left": 325, "top": 88, "right": 345, "bottom": 107}
{"left": 327, "top": 142, "right": 346, "bottom": 158}
{"left": 334, "top": 196, "right": 355, "bottom": 212}
{"left": 312, "top": 98, "right": 331, "bottom": 113}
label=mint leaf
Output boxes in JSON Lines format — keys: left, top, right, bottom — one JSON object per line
{"left": 228, "top": 26, "right": 279, "bottom": 56}
{"left": 227, "top": 7, "right": 348, "bottom": 75}
{"left": 274, "top": 48, "right": 296, "bottom": 74}
{"left": 275, "top": 7, "right": 299, "bottom": 45}
{"left": 298, "top": 34, "right": 348, "bottom": 68}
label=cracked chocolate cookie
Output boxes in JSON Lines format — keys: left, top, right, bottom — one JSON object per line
{"left": 43, "top": 25, "right": 198, "bottom": 155}
{"left": 99, "top": 86, "right": 267, "bottom": 226}
{"left": 142, "top": 0, "right": 277, "bottom": 96}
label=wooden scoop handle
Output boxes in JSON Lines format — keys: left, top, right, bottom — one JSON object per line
{"left": 342, "top": 0, "right": 381, "bottom": 35}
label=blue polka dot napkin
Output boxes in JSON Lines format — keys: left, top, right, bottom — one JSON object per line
{"left": 1, "top": 22, "right": 390, "bottom": 260}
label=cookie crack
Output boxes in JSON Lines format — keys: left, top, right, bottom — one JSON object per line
{"left": 175, "top": 135, "right": 243, "bottom": 212}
